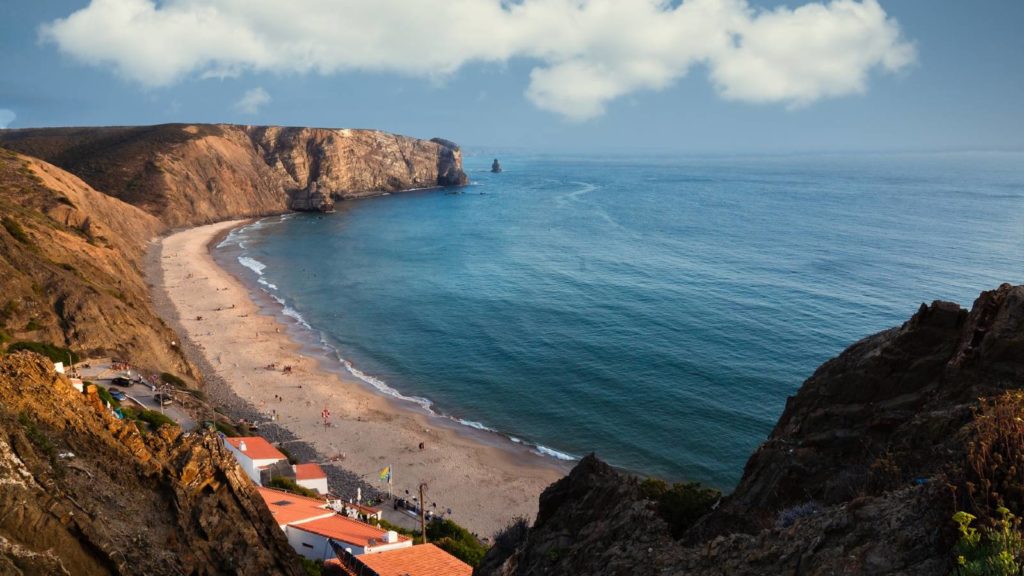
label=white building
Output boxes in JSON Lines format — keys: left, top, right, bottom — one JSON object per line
{"left": 223, "top": 436, "right": 288, "bottom": 484}
{"left": 257, "top": 487, "right": 412, "bottom": 561}
{"left": 293, "top": 463, "right": 329, "bottom": 495}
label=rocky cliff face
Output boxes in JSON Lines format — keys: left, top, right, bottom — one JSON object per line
{"left": 0, "top": 352, "right": 304, "bottom": 575}
{"left": 0, "top": 124, "right": 468, "bottom": 227}
{"left": 478, "top": 284, "right": 1024, "bottom": 575}
{"left": 0, "top": 148, "right": 191, "bottom": 375}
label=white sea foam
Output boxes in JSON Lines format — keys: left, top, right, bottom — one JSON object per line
{"left": 257, "top": 277, "right": 278, "bottom": 290}
{"left": 334, "top": 352, "right": 436, "bottom": 414}
{"left": 281, "top": 306, "right": 312, "bottom": 329}
{"left": 455, "top": 418, "right": 498, "bottom": 433}
{"left": 237, "top": 256, "right": 266, "bottom": 275}
{"left": 534, "top": 445, "right": 577, "bottom": 461}
{"left": 257, "top": 281, "right": 577, "bottom": 465}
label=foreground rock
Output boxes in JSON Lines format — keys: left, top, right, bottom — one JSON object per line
{"left": 478, "top": 284, "right": 1024, "bottom": 575}
{"left": 0, "top": 352, "right": 304, "bottom": 575}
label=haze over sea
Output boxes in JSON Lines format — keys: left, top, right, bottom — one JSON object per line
{"left": 218, "top": 152, "right": 1024, "bottom": 489}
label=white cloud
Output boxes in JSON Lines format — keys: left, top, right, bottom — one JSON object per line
{"left": 40, "top": 0, "right": 915, "bottom": 120}
{"left": 0, "top": 109, "right": 15, "bottom": 129}
{"left": 234, "top": 87, "right": 271, "bottom": 114}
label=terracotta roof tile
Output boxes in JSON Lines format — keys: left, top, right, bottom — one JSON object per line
{"left": 294, "top": 462, "right": 327, "bottom": 480}
{"left": 358, "top": 544, "right": 472, "bottom": 576}
{"left": 225, "top": 436, "right": 287, "bottom": 461}
{"left": 256, "top": 486, "right": 332, "bottom": 526}
{"left": 291, "top": 515, "right": 409, "bottom": 548}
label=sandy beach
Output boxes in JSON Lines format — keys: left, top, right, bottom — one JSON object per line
{"left": 155, "top": 219, "right": 568, "bottom": 537}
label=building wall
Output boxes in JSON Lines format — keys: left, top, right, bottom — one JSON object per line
{"left": 285, "top": 526, "right": 365, "bottom": 560}
{"left": 297, "top": 477, "right": 329, "bottom": 495}
{"left": 363, "top": 539, "right": 413, "bottom": 555}
{"left": 222, "top": 441, "right": 283, "bottom": 484}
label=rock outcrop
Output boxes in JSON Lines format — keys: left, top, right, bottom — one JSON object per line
{"left": 0, "top": 124, "right": 468, "bottom": 227}
{"left": 478, "top": 284, "right": 1024, "bottom": 575}
{"left": 0, "top": 352, "right": 305, "bottom": 575}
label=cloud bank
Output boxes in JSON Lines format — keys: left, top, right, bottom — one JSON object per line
{"left": 234, "top": 87, "right": 271, "bottom": 114}
{"left": 0, "top": 109, "right": 14, "bottom": 129}
{"left": 40, "top": 0, "right": 915, "bottom": 120}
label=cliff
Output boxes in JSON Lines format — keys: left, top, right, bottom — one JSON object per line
{"left": 0, "top": 352, "right": 304, "bottom": 575}
{"left": 0, "top": 124, "right": 468, "bottom": 227}
{"left": 0, "top": 148, "right": 191, "bottom": 375}
{"left": 478, "top": 284, "right": 1024, "bottom": 575}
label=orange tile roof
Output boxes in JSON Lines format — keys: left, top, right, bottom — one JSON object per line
{"left": 358, "top": 544, "right": 472, "bottom": 576}
{"left": 291, "top": 515, "right": 409, "bottom": 548}
{"left": 256, "top": 487, "right": 332, "bottom": 526}
{"left": 294, "top": 462, "right": 327, "bottom": 480}
{"left": 225, "top": 436, "right": 287, "bottom": 461}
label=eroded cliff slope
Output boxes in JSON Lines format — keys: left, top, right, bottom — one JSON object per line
{"left": 0, "top": 148, "right": 190, "bottom": 374}
{"left": 479, "top": 284, "right": 1024, "bottom": 575}
{"left": 0, "top": 352, "right": 304, "bottom": 575}
{"left": 0, "top": 124, "right": 468, "bottom": 226}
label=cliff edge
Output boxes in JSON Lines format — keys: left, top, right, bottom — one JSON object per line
{"left": 0, "top": 352, "right": 304, "bottom": 575}
{"left": 478, "top": 283, "right": 1024, "bottom": 575}
{"left": 0, "top": 124, "right": 468, "bottom": 227}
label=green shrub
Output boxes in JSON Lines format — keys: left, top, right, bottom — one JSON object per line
{"left": 122, "top": 407, "right": 177, "bottom": 430}
{"left": 0, "top": 328, "right": 11, "bottom": 344}
{"left": 214, "top": 420, "right": 239, "bottom": 437}
{"left": 7, "top": 341, "right": 79, "bottom": 363}
{"left": 96, "top": 386, "right": 120, "bottom": 408}
{"left": 268, "top": 477, "right": 320, "bottom": 499}
{"left": 640, "top": 477, "right": 721, "bottom": 539}
{"left": 2, "top": 216, "right": 30, "bottom": 244}
{"left": 160, "top": 372, "right": 186, "bottom": 388}
{"left": 952, "top": 508, "right": 1024, "bottom": 575}
{"left": 24, "top": 319, "right": 42, "bottom": 331}
{"left": 427, "top": 519, "right": 489, "bottom": 567}
{"left": 299, "top": 558, "right": 322, "bottom": 576}
{"left": 136, "top": 409, "right": 177, "bottom": 429}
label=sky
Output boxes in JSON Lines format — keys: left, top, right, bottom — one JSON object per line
{"left": 0, "top": 0, "right": 1022, "bottom": 154}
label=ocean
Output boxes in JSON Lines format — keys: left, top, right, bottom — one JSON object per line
{"left": 216, "top": 151, "right": 1024, "bottom": 490}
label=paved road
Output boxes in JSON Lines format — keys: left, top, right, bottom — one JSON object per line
{"left": 75, "top": 360, "right": 197, "bottom": 431}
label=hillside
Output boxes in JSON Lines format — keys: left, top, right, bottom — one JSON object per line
{"left": 0, "top": 148, "right": 190, "bottom": 374}
{"left": 478, "top": 284, "right": 1024, "bottom": 575}
{"left": 0, "top": 352, "right": 304, "bottom": 575}
{"left": 0, "top": 124, "right": 468, "bottom": 227}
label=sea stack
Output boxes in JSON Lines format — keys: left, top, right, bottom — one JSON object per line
{"left": 491, "top": 158, "right": 502, "bottom": 173}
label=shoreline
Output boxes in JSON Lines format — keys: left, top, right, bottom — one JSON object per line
{"left": 148, "top": 219, "right": 569, "bottom": 537}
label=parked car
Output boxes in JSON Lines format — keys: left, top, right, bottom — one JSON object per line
{"left": 153, "top": 393, "right": 174, "bottom": 406}
{"left": 109, "top": 389, "right": 127, "bottom": 401}
{"left": 111, "top": 377, "right": 132, "bottom": 387}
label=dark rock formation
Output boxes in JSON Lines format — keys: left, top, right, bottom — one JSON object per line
{"left": 0, "top": 352, "right": 305, "bottom": 575}
{"left": 491, "top": 159, "right": 502, "bottom": 173}
{"left": 478, "top": 284, "right": 1024, "bottom": 575}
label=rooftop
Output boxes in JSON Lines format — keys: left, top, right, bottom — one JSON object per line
{"left": 291, "top": 514, "right": 410, "bottom": 548}
{"left": 356, "top": 544, "right": 472, "bottom": 576}
{"left": 256, "top": 486, "right": 332, "bottom": 526}
{"left": 224, "top": 436, "right": 287, "bottom": 461}
{"left": 294, "top": 462, "right": 327, "bottom": 480}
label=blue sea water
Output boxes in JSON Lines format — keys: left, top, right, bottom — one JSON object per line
{"left": 217, "top": 152, "right": 1024, "bottom": 490}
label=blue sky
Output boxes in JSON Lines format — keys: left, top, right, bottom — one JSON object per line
{"left": 0, "top": 1, "right": 1021, "bottom": 154}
